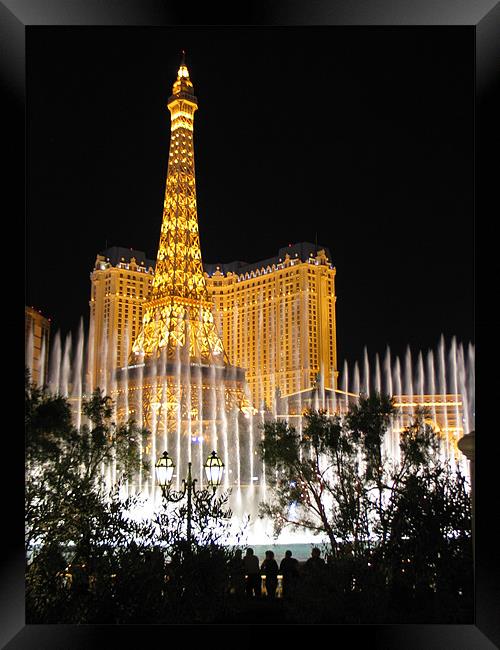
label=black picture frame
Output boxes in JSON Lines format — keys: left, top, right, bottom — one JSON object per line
{"left": 6, "top": 0, "right": 499, "bottom": 646}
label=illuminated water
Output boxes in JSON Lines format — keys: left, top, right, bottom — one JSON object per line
{"left": 242, "top": 544, "right": 318, "bottom": 563}
{"left": 27, "top": 321, "right": 474, "bottom": 547}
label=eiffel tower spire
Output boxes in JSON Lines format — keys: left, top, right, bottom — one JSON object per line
{"left": 132, "top": 55, "right": 224, "bottom": 363}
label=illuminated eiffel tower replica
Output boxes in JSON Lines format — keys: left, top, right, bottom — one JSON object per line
{"left": 114, "top": 54, "right": 253, "bottom": 446}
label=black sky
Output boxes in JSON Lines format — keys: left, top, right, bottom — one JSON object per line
{"left": 26, "top": 26, "right": 474, "bottom": 367}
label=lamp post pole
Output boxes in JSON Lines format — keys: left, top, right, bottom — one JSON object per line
{"left": 186, "top": 462, "right": 193, "bottom": 545}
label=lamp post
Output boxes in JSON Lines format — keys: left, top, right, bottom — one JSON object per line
{"left": 155, "top": 450, "right": 224, "bottom": 545}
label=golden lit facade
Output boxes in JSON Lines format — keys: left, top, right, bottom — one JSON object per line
{"left": 132, "top": 58, "right": 224, "bottom": 364}
{"left": 278, "top": 388, "right": 466, "bottom": 456}
{"left": 25, "top": 306, "right": 50, "bottom": 386}
{"left": 89, "top": 247, "right": 154, "bottom": 388}
{"left": 393, "top": 394, "right": 465, "bottom": 437}
{"left": 205, "top": 244, "right": 338, "bottom": 409}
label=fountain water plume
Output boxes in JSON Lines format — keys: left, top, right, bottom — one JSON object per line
{"left": 404, "top": 346, "right": 414, "bottom": 418}
{"left": 353, "top": 361, "right": 360, "bottom": 396}
{"left": 383, "top": 346, "right": 392, "bottom": 397}
{"left": 374, "top": 353, "right": 382, "bottom": 395}
{"left": 48, "top": 330, "right": 61, "bottom": 395}
{"left": 60, "top": 332, "right": 72, "bottom": 397}
{"left": 342, "top": 336, "right": 473, "bottom": 476}
{"left": 426, "top": 348, "right": 437, "bottom": 431}
{"left": 362, "top": 346, "right": 370, "bottom": 395}
{"left": 38, "top": 317, "right": 474, "bottom": 547}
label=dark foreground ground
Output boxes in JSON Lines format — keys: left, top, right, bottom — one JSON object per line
{"left": 214, "top": 597, "right": 287, "bottom": 623}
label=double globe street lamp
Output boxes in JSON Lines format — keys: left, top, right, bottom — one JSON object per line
{"left": 155, "top": 450, "right": 225, "bottom": 545}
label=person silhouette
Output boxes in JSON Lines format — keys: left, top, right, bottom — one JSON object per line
{"left": 261, "top": 550, "right": 279, "bottom": 599}
{"left": 243, "top": 548, "right": 261, "bottom": 597}
{"left": 279, "top": 549, "right": 299, "bottom": 599}
{"left": 228, "top": 549, "right": 246, "bottom": 596}
{"left": 304, "top": 547, "right": 326, "bottom": 575}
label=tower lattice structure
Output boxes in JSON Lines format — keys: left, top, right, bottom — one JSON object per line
{"left": 113, "top": 53, "right": 252, "bottom": 455}
{"left": 132, "top": 55, "right": 224, "bottom": 364}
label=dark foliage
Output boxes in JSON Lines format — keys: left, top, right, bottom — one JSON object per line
{"left": 25, "top": 370, "right": 245, "bottom": 623}
{"left": 259, "top": 395, "right": 473, "bottom": 623}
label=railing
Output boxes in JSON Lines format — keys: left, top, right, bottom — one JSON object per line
{"left": 235, "top": 574, "right": 284, "bottom": 598}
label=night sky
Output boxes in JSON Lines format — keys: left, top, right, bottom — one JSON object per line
{"left": 26, "top": 26, "right": 474, "bottom": 367}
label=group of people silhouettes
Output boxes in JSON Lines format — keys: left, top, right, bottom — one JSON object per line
{"left": 228, "top": 547, "right": 326, "bottom": 599}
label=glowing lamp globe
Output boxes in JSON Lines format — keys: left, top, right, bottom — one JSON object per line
{"left": 204, "top": 451, "right": 224, "bottom": 488}
{"left": 156, "top": 451, "right": 175, "bottom": 488}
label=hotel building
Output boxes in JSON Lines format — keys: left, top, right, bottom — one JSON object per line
{"left": 25, "top": 306, "right": 51, "bottom": 386}
{"left": 205, "top": 242, "right": 338, "bottom": 410}
{"left": 89, "top": 241, "right": 338, "bottom": 412}
{"left": 89, "top": 246, "right": 155, "bottom": 389}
